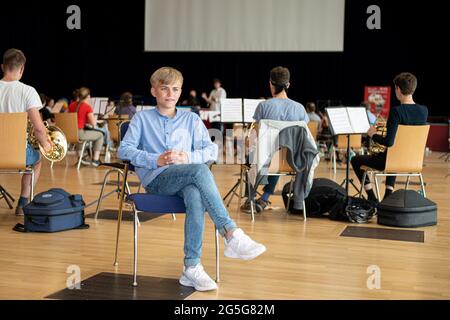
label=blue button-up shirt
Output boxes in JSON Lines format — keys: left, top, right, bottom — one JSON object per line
{"left": 118, "top": 108, "right": 218, "bottom": 187}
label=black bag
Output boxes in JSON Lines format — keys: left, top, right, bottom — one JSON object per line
{"left": 282, "top": 178, "right": 346, "bottom": 217}
{"left": 377, "top": 189, "right": 437, "bottom": 227}
{"left": 13, "top": 188, "right": 89, "bottom": 233}
{"left": 329, "top": 196, "right": 377, "bottom": 223}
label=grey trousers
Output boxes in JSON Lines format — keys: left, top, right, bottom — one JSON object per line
{"left": 77, "top": 129, "right": 104, "bottom": 152}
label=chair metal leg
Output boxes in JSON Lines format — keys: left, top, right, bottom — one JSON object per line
{"left": 419, "top": 173, "right": 426, "bottom": 197}
{"left": 286, "top": 176, "right": 294, "bottom": 213}
{"left": 405, "top": 176, "right": 411, "bottom": 190}
{"left": 332, "top": 146, "right": 337, "bottom": 175}
{"left": 113, "top": 164, "right": 130, "bottom": 267}
{"left": 215, "top": 228, "right": 220, "bottom": 283}
{"left": 132, "top": 207, "right": 138, "bottom": 287}
{"left": 359, "top": 171, "right": 367, "bottom": 198}
{"left": 94, "top": 169, "right": 123, "bottom": 219}
{"left": 77, "top": 142, "right": 87, "bottom": 171}
{"left": 30, "top": 169, "right": 35, "bottom": 201}
{"left": 237, "top": 165, "right": 244, "bottom": 213}
{"left": 374, "top": 174, "right": 381, "bottom": 201}
{"left": 51, "top": 161, "right": 54, "bottom": 169}
{"left": 246, "top": 169, "right": 255, "bottom": 222}
{"left": 172, "top": 214, "right": 177, "bottom": 221}
{"left": 303, "top": 200, "right": 306, "bottom": 221}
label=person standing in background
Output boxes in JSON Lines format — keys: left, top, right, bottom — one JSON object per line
{"left": 202, "top": 78, "right": 226, "bottom": 133}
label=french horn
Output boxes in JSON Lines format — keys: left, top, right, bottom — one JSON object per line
{"left": 368, "top": 118, "right": 387, "bottom": 155}
{"left": 27, "top": 120, "right": 68, "bottom": 162}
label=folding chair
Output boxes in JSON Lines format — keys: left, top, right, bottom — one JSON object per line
{"left": 113, "top": 122, "right": 220, "bottom": 287}
{"left": 359, "top": 125, "right": 430, "bottom": 200}
{"left": 0, "top": 113, "right": 35, "bottom": 201}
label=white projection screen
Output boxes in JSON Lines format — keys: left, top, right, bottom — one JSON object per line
{"left": 145, "top": 0, "right": 345, "bottom": 52}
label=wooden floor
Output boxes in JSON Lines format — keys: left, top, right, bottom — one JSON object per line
{"left": 1, "top": 151, "right": 449, "bottom": 300}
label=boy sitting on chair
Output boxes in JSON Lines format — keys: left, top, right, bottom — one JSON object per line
{"left": 118, "top": 67, "right": 266, "bottom": 292}
{"left": 351, "top": 72, "right": 428, "bottom": 201}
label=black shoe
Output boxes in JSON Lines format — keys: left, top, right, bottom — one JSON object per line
{"left": 255, "top": 198, "right": 269, "bottom": 212}
{"left": 91, "top": 160, "right": 101, "bottom": 167}
{"left": 240, "top": 199, "right": 263, "bottom": 214}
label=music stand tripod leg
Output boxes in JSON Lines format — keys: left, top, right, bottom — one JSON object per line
{"left": 0, "top": 185, "right": 15, "bottom": 209}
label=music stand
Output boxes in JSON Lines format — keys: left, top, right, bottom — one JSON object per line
{"left": 0, "top": 185, "right": 14, "bottom": 209}
{"left": 326, "top": 107, "right": 370, "bottom": 196}
{"left": 221, "top": 99, "right": 264, "bottom": 209}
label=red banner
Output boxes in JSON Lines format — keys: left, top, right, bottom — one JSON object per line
{"left": 364, "top": 86, "right": 391, "bottom": 120}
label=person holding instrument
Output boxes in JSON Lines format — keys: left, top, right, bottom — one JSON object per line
{"left": 0, "top": 48, "right": 52, "bottom": 216}
{"left": 351, "top": 72, "right": 428, "bottom": 201}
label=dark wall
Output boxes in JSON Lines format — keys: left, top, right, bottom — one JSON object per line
{"left": 0, "top": 0, "right": 446, "bottom": 115}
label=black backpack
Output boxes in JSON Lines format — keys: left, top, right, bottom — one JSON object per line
{"left": 282, "top": 178, "right": 346, "bottom": 217}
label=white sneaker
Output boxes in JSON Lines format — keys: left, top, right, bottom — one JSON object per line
{"left": 224, "top": 228, "right": 266, "bottom": 260}
{"left": 179, "top": 264, "right": 218, "bottom": 292}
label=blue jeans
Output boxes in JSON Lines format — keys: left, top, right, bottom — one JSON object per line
{"left": 26, "top": 144, "right": 41, "bottom": 167}
{"left": 146, "top": 164, "right": 238, "bottom": 267}
{"left": 245, "top": 175, "right": 280, "bottom": 199}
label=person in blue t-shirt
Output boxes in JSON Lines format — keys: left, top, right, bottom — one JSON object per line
{"left": 241, "top": 66, "right": 309, "bottom": 213}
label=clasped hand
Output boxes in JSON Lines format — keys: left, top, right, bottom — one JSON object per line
{"left": 157, "top": 150, "right": 188, "bottom": 167}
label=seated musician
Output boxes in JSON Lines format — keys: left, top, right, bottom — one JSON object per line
{"left": 118, "top": 67, "right": 266, "bottom": 292}
{"left": 351, "top": 72, "right": 428, "bottom": 201}
{"left": 240, "top": 66, "right": 309, "bottom": 213}
{"left": 68, "top": 87, "right": 104, "bottom": 167}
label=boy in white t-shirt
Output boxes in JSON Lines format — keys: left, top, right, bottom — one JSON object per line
{"left": 0, "top": 48, "right": 52, "bottom": 215}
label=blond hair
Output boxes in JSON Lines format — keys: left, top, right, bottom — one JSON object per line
{"left": 150, "top": 67, "right": 183, "bottom": 87}
{"left": 78, "top": 87, "right": 90, "bottom": 101}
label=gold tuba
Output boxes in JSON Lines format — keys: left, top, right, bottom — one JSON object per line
{"left": 27, "top": 120, "right": 68, "bottom": 162}
{"left": 368, "top": 118, "right": 387, "bottom": 155}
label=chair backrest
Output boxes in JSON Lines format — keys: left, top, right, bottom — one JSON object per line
{"left": 385, "top": 125, "right": 430, "bottom": 173}
{"left": 337, "top": 134, "right": 362, "bottom": 149}
{"left": 268, "top": 147, "right": 295, "bottom": 173}
{"left": 0, "top": 113, "right": 28, "bottom": 170}
{"left": 307, "top": 121, "right": 319, "bottom": 140}
{"left": 119, "top": 121, "right": 130, "bottom": 142}
{"left": 54, "top": 113, "right": 79, "bottom": 144}
{"left": 107, "top": 116, "right": 129, "bottom": 143}
{"left": 253, "top": 122, "right": 298, "bottom": 174}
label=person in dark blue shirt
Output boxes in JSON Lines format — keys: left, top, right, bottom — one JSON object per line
{"left": 351, "top": 72, "right": 428, "bottom": 201}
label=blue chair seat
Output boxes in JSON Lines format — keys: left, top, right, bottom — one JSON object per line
{"left": 127, "top": 194, "right": 186, "bottom": 214}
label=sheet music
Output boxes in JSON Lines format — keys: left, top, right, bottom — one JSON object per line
{"left": 89, "top": 97, "right": 109, "bottom": 114}
{"left": 326, "top": 108, "right": 353, "bottom": 135}
{"left": 89, "top": 98, "right": 97, "bottom": 113}
{"left": 243, "top": 99, "right": 264, "bottom": 123}
{"left": 347, "top": 107, "right": 370, "bottom": 134}
{"left": 220, "top": 98, "right": 243, "bottom": 123}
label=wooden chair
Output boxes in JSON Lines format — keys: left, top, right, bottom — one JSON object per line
{"left": 359, "top": 125, "right": 430, "bottom": 200}
{"left": 307, "top": 121, "right": 319, "bottom": 141}
{"left": 54, "top": 113, "right": 87, "bottom": 170}
{"left": 107, "top": 115, "right": 129, "bottom": 146}
{"left": 331, "top": 134, "right": 363, "bottom": 174}
{"left": 0, "top": 113, "right": 35, "bottom": 201}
